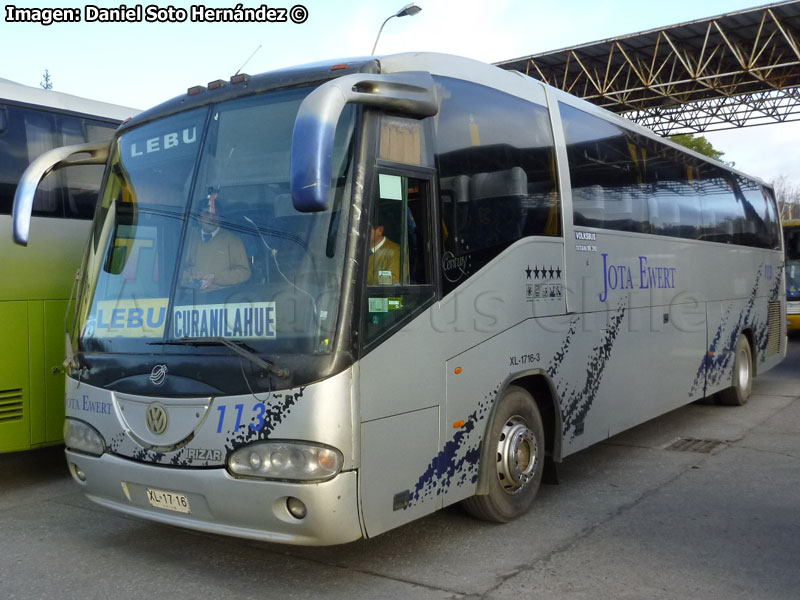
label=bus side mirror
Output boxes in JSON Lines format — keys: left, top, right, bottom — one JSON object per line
{"left": 12, "top": 140, "right": 111, "bottom": 246}
{"left": 290, "top": 72, "right": 438, "bottom": 212}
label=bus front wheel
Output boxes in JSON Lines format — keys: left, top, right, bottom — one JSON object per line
{"left": 463, "top": 385, "right": 544, "bottom": 522}
{"left": 717, "top": 334, "right": 753, "bottom": 406}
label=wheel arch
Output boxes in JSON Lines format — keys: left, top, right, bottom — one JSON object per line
{"left": 473, "top": 370, "right": 563, "bottom": 496}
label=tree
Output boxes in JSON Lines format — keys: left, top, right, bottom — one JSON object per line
{"left": 40, "top": 69, "right": 53, "bottom": 90}
{"left": 772, "top": 175, "right": 800, "bottom": 221}
{"left": 670, "top": 133, "right": 725, "bottom": 162}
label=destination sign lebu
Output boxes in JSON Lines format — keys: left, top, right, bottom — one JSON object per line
{"left": 87, "top": 298, "right": 169, "bottom": 338}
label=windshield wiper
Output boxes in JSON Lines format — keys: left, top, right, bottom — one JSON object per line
{"left": 149, "top": 337, "right": 289, "bottom": 378}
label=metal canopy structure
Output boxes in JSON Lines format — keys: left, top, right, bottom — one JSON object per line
{"left": 495, "top": 1, "right": 800, "bottom": 135}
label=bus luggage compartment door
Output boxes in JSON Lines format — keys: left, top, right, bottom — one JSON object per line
{"left": 359, "top": 405, "right": 440, "bottom": 538}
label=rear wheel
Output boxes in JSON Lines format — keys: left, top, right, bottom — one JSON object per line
{"left": 717, "top": 334, "right": 753, "bottom": 406}
{"left": 462, "top": 385, "right": 544, "bottom": 522}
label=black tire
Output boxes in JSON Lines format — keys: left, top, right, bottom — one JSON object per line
{"left": 717, "top": 335, "right": 753, "bottom": 406}
{"left": 462, "top": 385, "right": 545, "bottom": 522}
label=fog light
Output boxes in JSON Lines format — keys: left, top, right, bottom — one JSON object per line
{"left": 69, "top": 463, "right": 86, "bottom": 482}
{"left": 286, "top": 497, "right": 307, "bottom": 520}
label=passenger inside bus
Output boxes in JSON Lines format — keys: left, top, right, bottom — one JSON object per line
{"left": 180, "top": 194, "right": 250, "bottom": 292}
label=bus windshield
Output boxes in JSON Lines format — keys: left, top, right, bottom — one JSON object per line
{"left": 78, "top": 86, "right": 356, "bottom": 356}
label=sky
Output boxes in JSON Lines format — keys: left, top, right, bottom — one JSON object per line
{"left": 2, "top": 0, "right": 797, "bottom": 184}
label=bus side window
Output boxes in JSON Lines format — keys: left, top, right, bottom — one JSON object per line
{"left": 23, "top": 108, "right": 62, "bottom": 218}
{"left": 763, "top": 187, "right": 781, "bottom": 250}
{"left": 0, "top": 105, "right": 21, "bottom": 215}
{"left": 368, "top": 175, "right": 410, "bottom": 286}
{"left": 434, "top": 76, "right": 560, "bottom": 296}
{"left": 367, "top": 174, "right": 433, "bottom": 288}
{"left": 364, "top": 174, "right": 434, "bottom": 346}
{"left": 61, "top": 116, "right": 117, "bottom": 220}
{"left": 0, "top": 106, "right": 115, "bottom": 219}
{"left": 561, "top": 103, "right": 652, "bottom": 234}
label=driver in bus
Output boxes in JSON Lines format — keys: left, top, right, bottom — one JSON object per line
{"left": 181, "top": 192, "right": 250, "bottom": 292}
{"left": 367, "top": 219, "right": 404, "bottom": 285}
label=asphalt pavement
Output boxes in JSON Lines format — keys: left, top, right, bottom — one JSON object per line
{"left": 1, "top": 335, "right": 799, "bottom": 599}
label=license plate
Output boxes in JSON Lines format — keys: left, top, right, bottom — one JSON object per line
{"left": 146, "top": 487, "right": 191, "bottom": 514}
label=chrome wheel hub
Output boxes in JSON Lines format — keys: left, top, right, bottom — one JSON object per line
{"left": 496, "top": 416, "right": 538, "bottom": 493}
{"left": 737, "top": 348, "right": 751, "bottom": 391}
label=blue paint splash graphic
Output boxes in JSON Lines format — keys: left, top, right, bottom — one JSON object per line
{"left": 560, "top": 301, "right": 627, "bottom": 441}
{"left": 407, "top": 308, "right": 619, "bottom": 506}
{"left": 689, "top": 265, "right": 763, "bottom": 397}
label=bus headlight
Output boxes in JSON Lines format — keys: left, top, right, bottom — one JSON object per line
{"left": 227, "top": 442, "right": 343, "bottom": 482}
{"left": 64, "top": 419, "right": 106, "bottom": 456}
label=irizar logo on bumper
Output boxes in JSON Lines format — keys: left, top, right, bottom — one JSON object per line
{"left": 185, "top": 448, "right": 223, "bottom": 461}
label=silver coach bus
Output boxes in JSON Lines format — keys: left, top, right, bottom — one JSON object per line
{"left": 13, "top": 53, "right": 786, "bottom": 545}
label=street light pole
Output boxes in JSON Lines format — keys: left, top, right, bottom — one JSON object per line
{"left": 371, "top": 3, "right": 422, "bottom": 56}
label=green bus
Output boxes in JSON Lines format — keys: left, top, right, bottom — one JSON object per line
{"left": 0, "top": 78, "right": 136, "bottom": 452}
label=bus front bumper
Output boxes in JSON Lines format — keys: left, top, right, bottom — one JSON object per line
{"left": 65, "top": 450, "right": 363, "bottom": 546}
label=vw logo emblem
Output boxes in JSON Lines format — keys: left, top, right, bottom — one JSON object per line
{"left": 149, "top": 364, "right": 168, "bottom": 386}
{"left": 145, "top": 403, "right": 169, "bottom": 436}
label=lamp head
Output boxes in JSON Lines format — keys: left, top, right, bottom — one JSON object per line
{"left": 396, "top": 3, "right": 422, "bottom": 17}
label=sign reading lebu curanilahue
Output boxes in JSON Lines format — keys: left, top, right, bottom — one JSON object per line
{"left": 85, "top": 300, "right": 277, "bottom": 340}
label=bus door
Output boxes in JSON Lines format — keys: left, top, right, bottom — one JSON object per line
{"left": 357, "top": 167, "right": 442, "bottom": 538}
